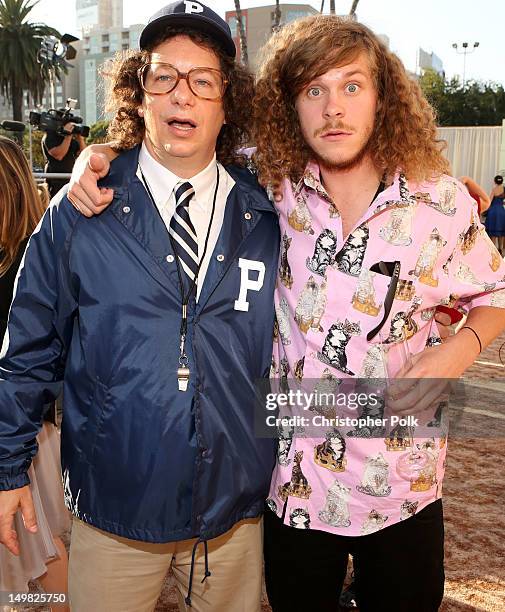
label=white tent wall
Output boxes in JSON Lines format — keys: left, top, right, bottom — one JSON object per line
{"left": 500, "top": 119, "right": 505, "bottom": 173}
{"left": 437, "top": 124, "right": 504, "bottom": 192}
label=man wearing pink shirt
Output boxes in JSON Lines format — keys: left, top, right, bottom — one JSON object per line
{"left": 252, "top": 16, "right": 505, "bottom": 612}
{"left": 68, "top": 15, "right": 505, "bottom": 612}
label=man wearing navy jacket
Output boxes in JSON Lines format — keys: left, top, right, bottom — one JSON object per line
{"left": 0, "top": 4, "right": 278, "bottom": 611}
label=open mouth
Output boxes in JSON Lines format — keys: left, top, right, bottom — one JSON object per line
{"left": 167, "top": 118, "right": 197, "bottom": 131}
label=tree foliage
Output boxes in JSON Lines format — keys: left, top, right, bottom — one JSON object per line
{"left": 87, "top": 120, "right": 109, "bottom": 145}
{"left": 0, "top": 0, "right": 60, "bottom": 121}
{"left": 0, "top": 126, "right": 44, "bottom": 168}
{"left": 23, "top": 127, "right": 44, "bottom": 169}
{"left": 420, "top": 69, "right": 505, "bottom": 126}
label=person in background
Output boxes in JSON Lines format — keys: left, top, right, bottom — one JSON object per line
{"left": 485, "top": 174, "right": 505, "bottom": 254}
{"left": 0, "top": 136, "right": 70, "bottom": 612}
{"left": 459, "top": 175, "right": 490, "bottom": 217}
{"left": 42, "top": 123, "right": 86, "bottom": 198}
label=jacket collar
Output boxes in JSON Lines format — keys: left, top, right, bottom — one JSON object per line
{"left": 99, "top": 147, "right": 276, "bottom": 302}
{"left": 99, "top": 147, "right": 275, "bottom": 214}
{"left": 225, "top": 164, "right": 276, "bottom": 214}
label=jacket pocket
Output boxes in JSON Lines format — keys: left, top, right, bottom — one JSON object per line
{"left": 83, "top": 377, "right": 109, "bottom": 465}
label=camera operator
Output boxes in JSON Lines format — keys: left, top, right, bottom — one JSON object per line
{"left": 42, "top": 122, "right": 86, "bottom": 198}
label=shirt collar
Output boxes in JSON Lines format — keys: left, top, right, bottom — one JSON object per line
{"left": 294, "top": 160, "right": 335, "bottom": 204}
{"left": 138, "top": 142, "right": 218, "bottom": 209}
{"left": 296, "top": 159, "right": 410, "bottom": 213}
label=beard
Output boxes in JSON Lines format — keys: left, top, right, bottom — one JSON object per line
{"left": 311, "top": 121, "right": 375, "bottom": 172}
{"left": 315, "top": 139, "right": 370, "bottom": 172}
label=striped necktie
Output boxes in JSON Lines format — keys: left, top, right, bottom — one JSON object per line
{"left": 169, "top": 181, "right": 199, "bottom": 287}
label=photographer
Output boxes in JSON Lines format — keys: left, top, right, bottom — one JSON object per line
{"left": 42, "top": 121, "right": 86, "bottom": 197}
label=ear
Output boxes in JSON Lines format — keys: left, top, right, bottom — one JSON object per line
{"left": 137, "top": 107, "right": 144, "bottom": 117}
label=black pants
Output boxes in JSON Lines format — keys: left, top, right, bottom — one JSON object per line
{"left": 264, "top": 499, "right": 444, "bottom": 612}
{"left": 46, "top": 179, "right": 68, "bottom": 199}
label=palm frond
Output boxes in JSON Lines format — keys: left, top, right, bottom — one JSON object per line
{"left": 0, "top": 0, "right": 60, "bottom": 118}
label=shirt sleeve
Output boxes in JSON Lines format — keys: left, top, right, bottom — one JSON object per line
{"left": 43, "top": 130, "right": 63, "bottom": 152}
{"left": 0, "top": 197, "right": 78, "bottom": 490}
{"left": 447, "top": 200, "right": 505, "bottom": 313}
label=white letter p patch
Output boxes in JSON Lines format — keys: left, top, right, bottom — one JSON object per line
{"left": 234, "top": 258, "right": 265, "bottom": 312}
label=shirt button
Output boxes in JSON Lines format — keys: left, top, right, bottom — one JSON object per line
{"left": 216, "top": 254, "right": 225, "bottom": 262}
{"left": 244, "top": 212, "right": 252, "bottom": 220}
{"left": 122, "top": 206, "right": 130, "bottom": 213}
{"left": 166, "top": 255, "right": 174, "bottom": 263}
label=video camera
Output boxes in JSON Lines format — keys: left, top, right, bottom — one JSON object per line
{"left": 29, "top": 99, "right": 90, "bottom": 138}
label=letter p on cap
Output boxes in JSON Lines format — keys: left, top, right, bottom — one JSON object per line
{"left": 184, "top": 1, "right": 204, "bottom": 14}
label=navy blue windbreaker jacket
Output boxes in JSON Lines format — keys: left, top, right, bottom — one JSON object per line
{"left": 0, "top": 145, "right": 279, "bottom": 543}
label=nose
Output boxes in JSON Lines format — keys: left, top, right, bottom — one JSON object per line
{"left": 323, "top": 89, "right": 345, "bottom": 120}
{"left": 169, "top": 76, "right": 195, "bottom": 106}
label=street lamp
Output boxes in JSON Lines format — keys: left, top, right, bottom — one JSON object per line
{"left": 37, "top": 34, "right": 79, "bottom": 108}
{"left": 32, "top": 34, "right": 79, "bottom": 169}
{"left": 452, "top": 41, "right": 479, "bottom": 86}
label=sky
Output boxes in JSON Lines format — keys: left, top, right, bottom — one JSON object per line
{"left": 29, "top": 0, "right": 505, "bottom": 86}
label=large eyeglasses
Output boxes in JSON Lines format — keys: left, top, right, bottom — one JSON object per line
{"left": 138, "top": 63, "right": 228, "bottom": 100}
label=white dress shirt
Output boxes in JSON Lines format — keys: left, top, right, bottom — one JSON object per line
{"left": 137, "top": 143, "right": 235, "bottom": 300}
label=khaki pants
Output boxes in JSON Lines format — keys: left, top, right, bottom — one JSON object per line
{"left": 68, "top": 517, "right": 262, "bottom": 612}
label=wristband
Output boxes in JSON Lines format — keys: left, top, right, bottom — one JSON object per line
{"left": 461, "top": 326, "right": 482, "bottom": 353}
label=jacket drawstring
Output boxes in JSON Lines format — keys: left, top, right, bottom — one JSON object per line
{"left": 185, "top": 538, "right": 211, "bottom": 607}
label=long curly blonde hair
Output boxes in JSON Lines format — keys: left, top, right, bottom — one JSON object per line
{"left": 252, "top": 16, "right": 449, "bottom": 190}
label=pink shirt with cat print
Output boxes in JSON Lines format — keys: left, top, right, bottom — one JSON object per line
{"left": 267, "top": 162, "right": 505, "bottom": 536}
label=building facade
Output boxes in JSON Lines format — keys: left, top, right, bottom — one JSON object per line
{"left": 418, "top": 47, "right": 445, "bottom": 77}
{"left": 80, "top": 24, "right": 143, "bottom": 125}
{"left": 76, "top": 0, "right": 123, "bottom": 34}
{"left": 225, "top": 3, "right": 318, "bottom": 70}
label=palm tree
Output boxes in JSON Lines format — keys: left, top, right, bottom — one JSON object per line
{"left": 0, "top": 0, "right": 59, "bottom": 122}
{"left": 349, "top": 0, "right": 360, "bottom": 17}
{"left": 233, "top": 0, "right": 249, "bottom": 67}
{"left": 272, "top": 0, "right": 282, "bottom": 31}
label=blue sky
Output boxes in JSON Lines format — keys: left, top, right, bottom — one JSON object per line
{"left": 30, "top": 0, "right": 505, "bottom": 86}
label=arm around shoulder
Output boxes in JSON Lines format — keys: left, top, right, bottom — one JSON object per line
{"left": 68, "top": 142, "right": 119, "bottom": 216}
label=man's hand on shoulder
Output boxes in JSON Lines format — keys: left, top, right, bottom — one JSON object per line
{"left": 0, "top": 486, "right": 37, "bottom": 555}
{"left": 68, "top": 144, "right": 118, "bottom": 217}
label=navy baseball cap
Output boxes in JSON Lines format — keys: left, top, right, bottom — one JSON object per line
{"left": 139, "top": 1, "right": 236, "bottom": 58}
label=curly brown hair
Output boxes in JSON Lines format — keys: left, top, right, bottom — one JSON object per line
{"left": 103, "top": 27, "right": 254, "bottom": 166}
{"left": 252, "top": 16, "right": 449, "bottom": 190}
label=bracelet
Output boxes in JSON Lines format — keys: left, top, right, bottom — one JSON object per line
{"left": 461, "top": 326, "right": 482, "bottom": 353}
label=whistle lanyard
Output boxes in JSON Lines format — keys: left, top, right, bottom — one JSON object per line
{"left": 140, "top": 164, "right": 220, "bottom": 390}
